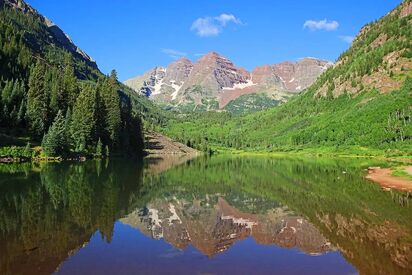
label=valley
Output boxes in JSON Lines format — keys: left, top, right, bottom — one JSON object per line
{"left": 0, "top": 1, "right": 412, "bottom": 274}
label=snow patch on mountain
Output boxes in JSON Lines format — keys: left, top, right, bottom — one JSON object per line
{"left": 170, "top": 80, "right": 183, "bottom": 100}
{"left": 152, "top": 79, "right": 164, "bottom": 95}
{"left": 223, "top": 80, "right": 256, "bottom": 91}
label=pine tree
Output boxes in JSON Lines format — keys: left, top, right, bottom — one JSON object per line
{"left": 101, "top": 70, "right": 121, "bottom": 147}
{"left": 1, "top": 80, "right": 13, "bottom": 106}
{"left": 10, "top": 79, "right": 24, "bottom": 106}
{"left": 48, "top": 67, "right": 62, "bottom": 115}
{"left": 94, "top": 78, "right": 106, "bottom": 142}
{"left": 64, "top": 108, "right": 72, "bottom": 147}
{"left": 71, "top": 85, "right": 97, "bottom": 153}
{"left": 27, "top": 61, "right": 49, "bottom": 137}
{"left": 42, "top": 110, "right": 67, "bottom": 157}
{"left": 2, "top": 104, "right": 8, "bottom": 126}
{"left": 16, "top": 98, "right": 25, "bottom": 126}
{"left": 63, "top": 54, "right": 79, "bottom": 108}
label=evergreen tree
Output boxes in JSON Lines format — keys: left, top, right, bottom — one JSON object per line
{"left": 64, "top": 108, "right": 72, "bottom": 147}
{"left": 47, "top": 67, "right": 62, "bottom": 115}
{"left": 16, "top": 98, "right": 25, "bottom": 126}
{"left": 71, "top": 85, "right": 97, "bottom": 153}
{"left": 42, "top": 110, "right": 67, "bottom": 157}
{"left": 63, "top": 54, "right": 79, "bottom": 108}
{"left": 27, "top": 61, "right": 49, "bottom": 137}
{"left": 2, "top": 104, "right": 9, "bottom": 126}
{"left": 1, "top": 80, "right": 13, "bottom": 106}
{"left": 11, "top": 80, "right": 24, "bottom": 106}
{"left": 101, "top": 70, "right": 121, "bottom": 147}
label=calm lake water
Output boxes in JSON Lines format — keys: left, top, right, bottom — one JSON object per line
{"left": 1, "top": 156, "right": 412, "bottom": 275}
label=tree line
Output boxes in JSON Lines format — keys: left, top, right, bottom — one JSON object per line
{"left": 0, "top": 58, "right": 144, "bottom": 157}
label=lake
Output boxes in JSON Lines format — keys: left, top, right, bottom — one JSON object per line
{"left": 1, "top": 156, "right": 411, "bottom": 275}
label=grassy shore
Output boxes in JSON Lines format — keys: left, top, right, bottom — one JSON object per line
{"left": 212, "top": 145, "right": 412, "bottom": 163}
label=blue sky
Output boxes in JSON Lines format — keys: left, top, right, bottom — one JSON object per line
{"left": 27, "top": 0, "right": 402, "bottom": 81}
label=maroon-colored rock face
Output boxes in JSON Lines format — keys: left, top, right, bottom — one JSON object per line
{"left": 179, "top": 52, "right": 249, "bottom": 99}
{"left": 124, "top": 52, "right": 332, "bottom": 109}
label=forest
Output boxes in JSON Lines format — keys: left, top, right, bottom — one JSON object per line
{"left": 1, "top": 0, "right": 412, "bottom": 159}
{"left": 0, "top": 5, "right": 144, "bottom": 159}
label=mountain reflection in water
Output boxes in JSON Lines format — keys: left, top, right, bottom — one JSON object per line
{"left": 121, "top": 197, "right": 333, "bottom": 257}
{"left": 0, "top": 156, "right": 411, "bottom": 275}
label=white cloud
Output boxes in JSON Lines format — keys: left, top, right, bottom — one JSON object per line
{"left": 339, "top": 35, "right": 354, "bottom": 43}
{"left": 303, "top": 19, "right": 339, "bottom": 31}
{"left": 191, "top": 13, "right": 242, "bottom": 37}
{"left": 215, "top": 13, "right": 242, "bottom": 26}
{"left": 161, "top": 48, "right": 187, "bottom": 59}
{"left": 191, "top": 17, "right": 220, "bottom": 37}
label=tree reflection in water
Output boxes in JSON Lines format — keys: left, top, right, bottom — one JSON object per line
{"left": 0, "top": 156, "right": 411, "bottom": 275}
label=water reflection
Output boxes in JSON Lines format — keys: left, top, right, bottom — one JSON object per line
{"left": 0, "top": 156, "right": 411, "bottom": 275}
{"left": 0, "top": 161, "right": 143, "bottom": 275}
{"left": 122, "top": 196, "right": 333, "bottom": 257}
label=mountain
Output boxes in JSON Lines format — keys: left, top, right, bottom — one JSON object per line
{"left": 125, "top": 57, "right": 193, "bottom": 101}
{"left": 164, "top": 0, "right": 412, "bottom": 154}
{"left": 124, "top": 52, "right": 332, "bottom": 112}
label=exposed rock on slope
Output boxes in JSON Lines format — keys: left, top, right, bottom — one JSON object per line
{"left": 219, "top": 57, "right": 332, "bottom": 108}
{"left": 1, "top": 0, "right": 97, "bottom": 69}
{"left": 315, "top": 0, "right": 412, "bottom": 97}
{"left": 124, "top": 52, "right": 332, "bottom": 110}
{"left": 144, "top": 131, "right": 199, "bottom": 156}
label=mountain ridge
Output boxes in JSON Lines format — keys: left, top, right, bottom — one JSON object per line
{"left": 124, "top": 52, "right": 332, "bottom": 111}
{"left": 1, "top": 0, "right": 98, "bottom": 70}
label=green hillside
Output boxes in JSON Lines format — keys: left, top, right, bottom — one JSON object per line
{"left": 224, "top": 93, "right": 281, "bottom": 115}
{"left": 0, "top": 1, "right": 168, "bottom": 158}
{"left": 163, "top": 1, "right": 412, "bottom": 156}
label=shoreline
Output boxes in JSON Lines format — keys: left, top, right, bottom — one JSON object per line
{"left": 366, "top": 166, "right": 412, "bottom": 192}
{"left": 213, "top": 148, "right": 412, "bottom": 163}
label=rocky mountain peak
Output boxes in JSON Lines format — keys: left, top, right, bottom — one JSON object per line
{"left": 174, "top": 56, "right": 192, "bottom": 64}
{"left": 124, "top": 53, "right": 332, "bottom": 110}
{"left": 201, "top": 51, "right": 222, "bottom": 59}
{"left": 176, "top": 52, "right": 250, "bottom": 105}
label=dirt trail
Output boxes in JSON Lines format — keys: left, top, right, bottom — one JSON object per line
{"left": 366, "top": 167, "right": 412, "bottom": 192}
